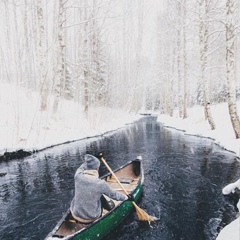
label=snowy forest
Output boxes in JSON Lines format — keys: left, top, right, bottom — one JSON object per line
{"left": 1, "top": 0, "right": 240, "bottom": 151}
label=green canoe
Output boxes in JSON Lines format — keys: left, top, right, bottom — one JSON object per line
{"left": 45, "top": 156, "right": 144, "bottom": 240}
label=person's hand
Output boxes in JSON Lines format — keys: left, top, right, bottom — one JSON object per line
{"left": 98, "top": 152, "right": 104, "bottom": 159}
{"left": 127, "top": 194, "right": 134, "bottom": 201}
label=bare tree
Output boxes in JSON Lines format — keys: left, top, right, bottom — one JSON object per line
{"left": 37, "top": 0, "right": 48, "bottom": 111}
{"left": 52, "top": 0, "right": 66, "bottom": 114}
{"left": 133, "top": 0, "right": 144, "bottom": 113}
{"left": 177, "top": 1, "right": 183, "bottom": 118}
{"left": 199, "top": 0, "right": 215, "bottom": 130}
{"left": 82, "top": 0, "right": 90, "bottom": 114}
{"left": 182, "top": 0, "right": 188, "bottom": 119}
{"left": 226, "top": 0, "right": 240, "bottom": 138}
{"left": 169, "top": 44, "right": 176, "bottom": 117}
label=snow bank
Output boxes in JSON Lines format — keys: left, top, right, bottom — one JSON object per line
{"left": 0, "top": 83, "right": 140, "bottom": 155}
{"left": 216, "top": 217, "right": 240, "bottom": 240}
{"left": 158, "top": 103, "right": 240, "bottom": 156}
{"left": 222, "top": 179, "right": 240, "bottom": 195}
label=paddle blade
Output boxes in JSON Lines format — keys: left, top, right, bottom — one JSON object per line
{"left": 133, "top": 202, "right": 155, "bottom": 222}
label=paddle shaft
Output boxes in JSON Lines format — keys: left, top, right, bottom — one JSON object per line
{"left": 100, "top": 157, "right": 129, "bottom": 196}
{"left": 100, "top": 156, "right": 155, "bottom": 221}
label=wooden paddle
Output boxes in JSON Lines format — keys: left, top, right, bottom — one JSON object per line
{"left": 99, "top": 155, "right": 155, "bottom": 222}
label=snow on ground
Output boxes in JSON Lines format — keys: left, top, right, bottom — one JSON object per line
{"left": 215, "top": 217, "right": 240, "bottom": 240}
{"left": 0, "top": 83, "right": 140, "bottom": 155}
{"left": 157, "top": 103, "right": 240, "bottom": 240}
{"left": 158, "top": 103, "right": 240, "bottom": 156}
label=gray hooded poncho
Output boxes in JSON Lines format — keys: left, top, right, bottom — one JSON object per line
{"left": 70, "top": 154, "right": 127, "bottom": 221}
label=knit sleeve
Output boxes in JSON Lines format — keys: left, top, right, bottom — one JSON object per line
{"left": 100, "top": 180, "right": 127, "bottom": 201}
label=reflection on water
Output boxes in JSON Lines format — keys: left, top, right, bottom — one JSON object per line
{"left": 0, "top": 117, "right": 239, "bottom": 240}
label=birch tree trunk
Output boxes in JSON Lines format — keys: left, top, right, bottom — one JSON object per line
{"left": 37, "top": 0, "right": 48, "bottom": 111}
{"left": 31, "top": 0, "right": 38, "bottom": 90}
{"left": 177, "top": 2, "right": 183, "bottom": 118}
{"left": 4, "top": 1, "right": 13, "bottom": 84}
{"left": 125, "top": 1, "right": 134, "bottom": 112}
{"left": 169, "top": 45, "right": 176, "bottom": 117}
{"left": 23, "top": 0, "right": 31, "bottom": 88}
{"left": 199, "top": 0, "right": 215, "bottom": 130}
{"left": 13, "top": 3, "right": 22, "bottom": 86}
{"left": 182, "top": 0, "right": 188, "bottom": 119}
{"left": 127, "top": 0, "right": 143, "bottom": 113}
{"left": 133, "top": 0, "right": 144, "bottom": 113}
{"left": 83, "top": 0, "right": 90, "bottom": 115}
{"left": 53, "top": 0, "right": 65, "bottom": 114}
{"left": 226, "top": 0, "right": 240, "bottom": 138}
{"left": 122, "top": 0, "right": 130, "bottom": 111}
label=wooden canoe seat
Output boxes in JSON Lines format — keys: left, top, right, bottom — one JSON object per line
{"left": 118, "top": 178, "right": 134, "bottom": 184}
{"left": 108, "top": 177, "right": 134, "bottom": 184}
{"left": 106, "top": 176, "right": 138, "bottom": 184}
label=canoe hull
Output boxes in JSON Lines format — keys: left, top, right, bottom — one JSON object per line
{"left": 72, "top": 184, "right": 143, "bottom": 240}
{"left": 45, "top": 157, "right": 144, "bottom": 240}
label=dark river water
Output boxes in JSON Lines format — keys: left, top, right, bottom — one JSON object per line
{"left": 0, "top": 116, "right": 240, "bottom": 240}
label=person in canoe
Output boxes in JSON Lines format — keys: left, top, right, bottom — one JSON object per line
{"left": 70, "top": 154, "right": 133, "bottom": 223}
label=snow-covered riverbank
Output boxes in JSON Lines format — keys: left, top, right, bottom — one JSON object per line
{"left": 0, "top": 83, "right": 141, "bottom": 156}
{"left": 158, "top": 103, "right": 240, "bottom": 157}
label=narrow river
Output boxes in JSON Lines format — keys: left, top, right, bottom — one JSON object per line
{"left": 0, "top": 117, "right": 239, "bottom": 240}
